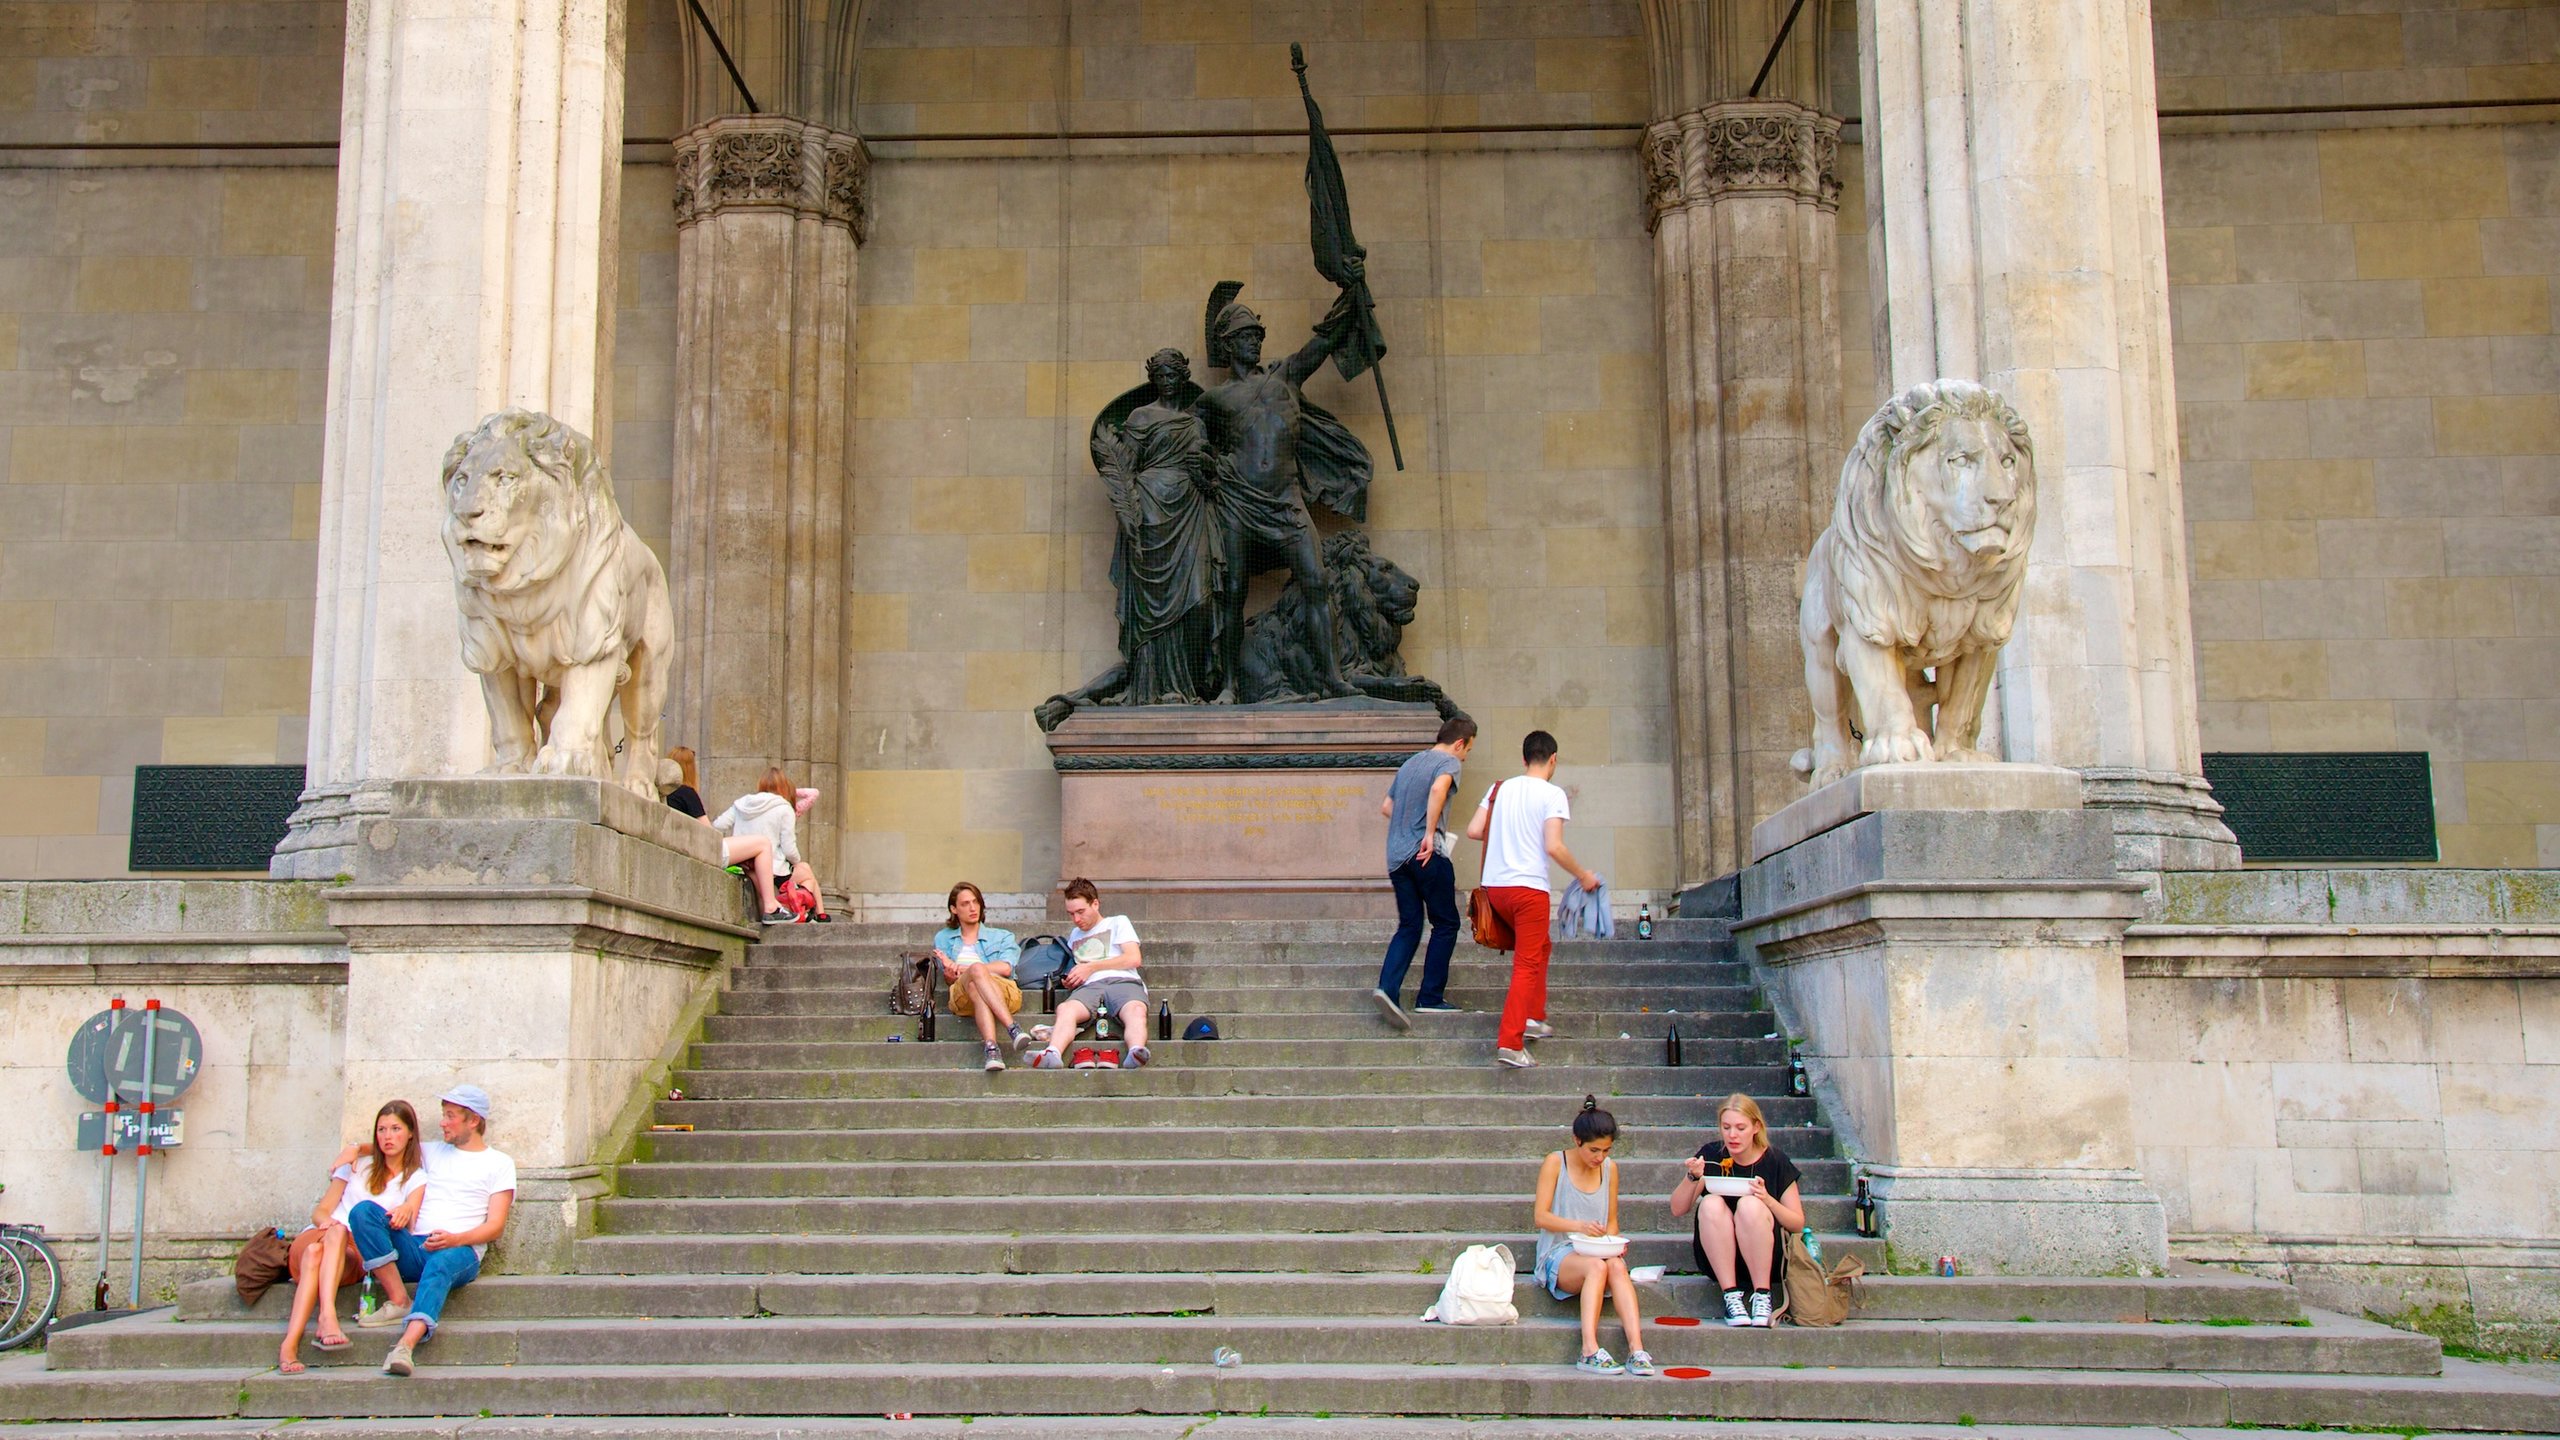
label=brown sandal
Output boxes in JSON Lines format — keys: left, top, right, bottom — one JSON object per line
{"left": 277, "top": 1356, "right": 306, "bottom": 1376}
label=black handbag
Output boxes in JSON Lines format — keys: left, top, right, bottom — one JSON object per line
{"left": 888, "top": 952, "right": 936, "bottom": 1016}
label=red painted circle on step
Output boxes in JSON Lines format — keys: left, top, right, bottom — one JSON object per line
{"left": 1661, "top": 1366, "right": 1713, "bottom": 1380}
{"left": 1655, "top": 1316, "right": 1701, "bottom": 1326}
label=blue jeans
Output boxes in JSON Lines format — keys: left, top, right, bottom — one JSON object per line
{"left": 345, "top": 1200, "right": 481, "bottom": 1339}
{"left": 1376, "top": 852, "right": 1459, "bottom": 1007}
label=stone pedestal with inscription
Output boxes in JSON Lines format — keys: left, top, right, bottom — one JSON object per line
{"left": 1043, "top": 702, "right": 1444, "bottom": 920}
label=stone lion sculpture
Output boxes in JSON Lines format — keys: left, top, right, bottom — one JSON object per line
{"left": 1236, "top": 530, "right": 1456, "bottom": 717}
{"left": 1795, "top": 379, "right": 2037, "bottom": 785}
{"left": 440, "top": 409, "right": 674, "bottom": 798}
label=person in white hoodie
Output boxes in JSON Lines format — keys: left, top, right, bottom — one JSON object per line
{"left": 710, "top": 766, "right": 805, "bottom": 925}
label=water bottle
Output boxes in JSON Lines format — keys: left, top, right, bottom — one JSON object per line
{"left": 1803, "top": 1229, "right": 1823, "bottom": 1263}
{"left": 358, "top": 1274, "right": 379, "bottom": 1320}
{"left": 1157, "top": 1000, "right": 1173, "bottom": 1042}
{"left": 1636, "top": 903, "right": 1653, "bottom": 940}
{"left": 1043, "top": 974, "right": 1060, "bottom": 1012}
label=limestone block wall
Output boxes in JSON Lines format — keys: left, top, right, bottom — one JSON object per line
{"left": 0, "top": 881, "right": 345, "bottom": 1298}
{"left": 0, "top": 0, "right": 341, "bottom": 880}
{"left": 2166, "top": 112, "right": 2560, "bottom": 868}
{"left": 2125, "top": 868, "right": 2560, "bottom": 1351}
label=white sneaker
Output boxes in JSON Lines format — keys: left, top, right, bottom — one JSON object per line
{"left": 1750, "top": 1289, "right": 1774, "bottom": 1327}
{"left": 1523, "top": 1019, "right": 1555, "bottom": 1040}
{"left": 356, "top": 1301, "right": 410, "bottom": 1330}
{"left": 1370, "top": 988, "right": 1411, "bottom": 1031}
{"left": 1496, "top": 1047, "right": 1538, "bottom": 1068}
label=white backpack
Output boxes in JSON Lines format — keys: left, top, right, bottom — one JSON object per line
{"left": 1419, "top": 1243, "right": 1519, "bottom": 1325}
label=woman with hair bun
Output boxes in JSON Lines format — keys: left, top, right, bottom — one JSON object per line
{"left": 1529, "top": 1095, "right": 1654, "bottom": 1376}
{"left": 1671, "top": 1091, "right": 1805, "bottom": 1328}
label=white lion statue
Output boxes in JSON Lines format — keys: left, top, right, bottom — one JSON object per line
{"left": 440, "top": 409, "right": 674, "bottom": 798}
{"left": 1795, "top": 380, "right": 2037, "bottom": 785}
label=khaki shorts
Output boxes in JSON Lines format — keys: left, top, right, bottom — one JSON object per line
{"left": 948, "top": 971, "right": 1022, "bottom": 1017}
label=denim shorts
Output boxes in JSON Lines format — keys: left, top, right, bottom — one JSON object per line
{"left": 1533, "top": 1248, "right": 1572, "bottom": 1301}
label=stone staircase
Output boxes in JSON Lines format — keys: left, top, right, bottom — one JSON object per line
{"left": 5, "top": 918, "right": 2557, "bottom": 1431}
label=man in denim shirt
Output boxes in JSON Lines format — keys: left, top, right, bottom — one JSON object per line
{"left": 933, "top": 880, "right": 1035, "bottom": 1071}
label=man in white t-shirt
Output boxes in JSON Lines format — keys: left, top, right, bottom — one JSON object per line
{"left": 344, "top": 1083, "right": 517, "bottom": 1378}
{"left": 1464, "top": 729, "right": 1601, "bottom": 1069}
{"left": 1031, "top": 876, "right": 1154, "bottom": 1071}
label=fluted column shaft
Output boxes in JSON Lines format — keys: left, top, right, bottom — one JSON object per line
{"left": 667, "top": 115, "right": 865, "bottom": 887}
{"left": 276, "top": 0, "right": 625, "bottom": 876}
{"left": 1857, "top": 0, "right": 2236, "bottom": 876}
{"left": 1651, "top": 102, "right": 1847, "bottom": 885}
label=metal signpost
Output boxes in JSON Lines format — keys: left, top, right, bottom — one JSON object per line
{"left": 64, "top": 1001, "right": 199, "bottom": 1312}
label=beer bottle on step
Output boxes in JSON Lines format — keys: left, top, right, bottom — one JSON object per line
{"left": 1665, "top": 1024, "right": 1682, "bottom": 1068}
{"left": 1157, "top": 1000, "right": 1173, "bottom": 1042}
{"left": 1636, "top": 903, "right": 1653, "bottom": 940}
{"left": 1788, "top": 1053, "right": 1809, "bottom": 1097}
{"left": 919, "top": 1000, "right": 936, "bottom": 1043}
{"left": 1854, "top": 1177, "right": 1877, "bottom": 1237}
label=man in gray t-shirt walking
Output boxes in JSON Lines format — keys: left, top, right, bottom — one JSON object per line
{"left": 1371, "top": 715, "right": 1477, "bottom": 1029}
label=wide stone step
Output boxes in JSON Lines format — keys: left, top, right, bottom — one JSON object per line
{"left": 674, "top": 1058, "right": 1786, "bottom": 1095}
{"left": 709, "top": 995, "right": 1770, "bottom": 1034}
{"left": 173, "top": 1270, "right": 2306, "bottom": 1327}
{"left": 613, "top": 1156, "right": 1856, "bottom": 1198}
{"left": 730, "top": 965, "right": 1756, "bottom": 999}
{"left": 741, "top": 942, "right": 1741, "bottom": 968}
{"left": 633, "top": 1119, "right": 1833, "bottom": 1164}
{"left": 8, "top": 1356, "right": 2550, "bottom": 1430}
{"left": 718, "top": 984, "right": 1767, "bottom": 1018}
{"left": 649, "top": 1092, "right": 1797, "bottom": 1130}
{"left": 591, "top": 1191, "right": 1857, "bottom": 1236}
{"left": 568, "top": 1229, "right": 1883, "bottom": 1275}
{"left": 755, "top": 926, "right": 1733, "bottom": 955}
{"left": 50, "top": 1312, "right": 2436, "bottom": 1377}
{"left": 700, "top": 1014, "right": 1765, "bottom": 1046}
{"left": 686, "top": 1034, "right": 1778, "bottom": 1066}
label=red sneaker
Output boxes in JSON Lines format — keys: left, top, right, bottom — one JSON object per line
{"left": 1095, "top": 1048, "right": 1122, "bottom": 1068}
{"left": 1071, "top": 1047, "right": 1099, "bottom": 1069}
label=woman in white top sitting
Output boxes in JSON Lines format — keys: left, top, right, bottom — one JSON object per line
{"left": 710, "top": 766, "right": 823, "bottom": 925}
{"left": 278, "top": 1099, "right": 426, "bottom": 1373}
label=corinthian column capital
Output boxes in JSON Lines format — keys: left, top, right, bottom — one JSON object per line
{"left": 672, "top": 114, "right": 870, "bottom": 241}
{"left": 1644, "top": 100, "right": 1842, "bottom": 228}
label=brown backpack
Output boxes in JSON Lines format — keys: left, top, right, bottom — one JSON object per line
{"left": 888, "top": 952, "right": 936, "bottom": 1016}
{"left": 1776, "top": 1230, "right": 1863, "bottom": 1327}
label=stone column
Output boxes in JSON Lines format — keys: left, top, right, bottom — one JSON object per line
{"left": 1855, "top": 0, "right": 2237, "bottom": 880}
{"left": 664, "top": 116, "right": 863, "bottom": 888}
{"left": 274, "top": 0, "right": 625, "bottom": 877}
{"left": 1648, "top": 102, "right": 1847, "bottom": 886}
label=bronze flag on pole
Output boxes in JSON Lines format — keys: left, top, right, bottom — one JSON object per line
{"left": 1292, "top": 42, "right": 1403, "bottom": 470}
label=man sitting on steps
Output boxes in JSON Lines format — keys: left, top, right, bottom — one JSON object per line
{"left": 1032, "top": 876, "right": 1153, "bottom": 1070}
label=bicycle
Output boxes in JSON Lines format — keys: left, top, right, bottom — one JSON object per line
{"left": 0, "top": 1180, "right": 62, "bottom": 1351}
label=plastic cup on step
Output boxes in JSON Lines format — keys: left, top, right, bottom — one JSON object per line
{"left": 1212, "top": 1346, "right": 1242, "bottom": 1368}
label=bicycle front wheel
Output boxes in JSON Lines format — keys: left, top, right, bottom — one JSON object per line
{"left": 0, "top": 1239, "right": 24, "bottom": 1351}
{"left": 0, "top": 1232, "right": 59, "bottom": 1350}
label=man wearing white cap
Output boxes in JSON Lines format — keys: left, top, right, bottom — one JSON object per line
{"left": 343, "top": 1082, "right": 516, "bottom": 1378}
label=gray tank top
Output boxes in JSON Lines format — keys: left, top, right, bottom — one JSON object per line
{"left": 1535, "top": 1153, "right": 1613, "bottom": 1273}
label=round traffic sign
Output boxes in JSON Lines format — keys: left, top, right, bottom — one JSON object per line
{"left": 64, "top": 1007, "right": 202, "bottom": 1106}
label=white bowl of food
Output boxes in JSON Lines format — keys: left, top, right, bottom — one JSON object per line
{"left": 1569, "top": 1233, "right": 1629, "bottom": 1259}
{"left": 1700, "top": 1176, "right": 1755, "bottom": 1198}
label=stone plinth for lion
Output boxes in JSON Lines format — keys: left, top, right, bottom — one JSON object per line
{"left": 441, "top": 410, "right": 676, "bottom": 799}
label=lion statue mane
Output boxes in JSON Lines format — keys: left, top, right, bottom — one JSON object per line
{"left": 1796, "top": 379, "right": 2037, "bottom": 785}
{"left": 440, "top": 409, "right": 674, "bottom": 797}
{"left": 1236, "top": 530, "right": 1457, "bottom": 718}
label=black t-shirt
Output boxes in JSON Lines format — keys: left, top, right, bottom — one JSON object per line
{"left": 666, "top": 785, "right": 706, "bottom": 819}
{"left": 1690, "top": 1139, "right": 1801, "bottom": 1207}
